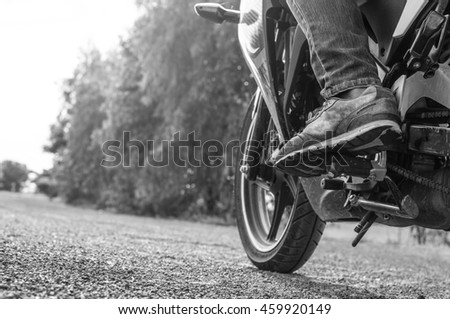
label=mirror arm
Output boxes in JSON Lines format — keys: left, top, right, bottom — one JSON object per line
{"left": 194, "top": 3, "right": 241, "bottom": 24}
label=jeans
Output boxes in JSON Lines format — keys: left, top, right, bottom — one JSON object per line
{"left": 286, "top": 0, "right": 381, "bottom": 99}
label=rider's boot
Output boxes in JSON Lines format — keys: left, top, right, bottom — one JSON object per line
{"left": 270, "top": 85, "right": 402, "bottom": 177}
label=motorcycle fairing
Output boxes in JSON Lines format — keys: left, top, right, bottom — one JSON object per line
{"left": 359, "top": 0, "right": 431, "bottom": 65}
{"left": 393, "top": 66, "right": 450, "bottom": 119}
{"left": 239, "top": 0, "right": 291, "bottom": 142}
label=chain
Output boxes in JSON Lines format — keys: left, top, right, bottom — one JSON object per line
{"left": 393, "top": 109, "right": 450, "bottom": 193}
{"left": 387, "top": 163, "right": 450, "bottom": 195}
{"left": 407, "top": 110, "right": 450, "bottom": 120}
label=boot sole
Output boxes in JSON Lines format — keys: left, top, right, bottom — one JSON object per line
{"left": 275, "top": 120, "right": 403, "bottom": 164}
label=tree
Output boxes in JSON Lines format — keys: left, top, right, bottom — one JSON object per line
{"left": 45, "top": 48, "right": 110, "bottom": 204}
{"left": 46, "top": 0, "right": 255, "bottom": 218}
{"left": 0, "top": 161, "right": 29, "bottom": 192}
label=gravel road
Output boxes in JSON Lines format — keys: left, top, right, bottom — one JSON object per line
{"left": 1, "top": 192, "right": 450, "bottom": 298}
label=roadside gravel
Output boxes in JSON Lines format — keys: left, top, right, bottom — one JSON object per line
{"left": 1, "top": 192, "right": 449, "bottom": 298}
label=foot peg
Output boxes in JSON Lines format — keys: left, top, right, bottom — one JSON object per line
{"left": 322, "top": 177, "right": 379, "bottom": 192}
{"left": 347, "top": 194, "right": 419, "bottom": 220}
{"left": 321, "top": 158, "right": 387, "bottom": 192}
{"left": 320, "top": 178, "right": 346, "bottom": 190}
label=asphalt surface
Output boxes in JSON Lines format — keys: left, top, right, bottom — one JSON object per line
{"left": 1, "top": 192, "right": 450, "bottom": 298}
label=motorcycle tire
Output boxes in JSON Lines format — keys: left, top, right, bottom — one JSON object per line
{"left": 235, "top": 95, "right": 326, "bottom": 273}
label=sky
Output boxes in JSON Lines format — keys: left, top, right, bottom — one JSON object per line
{"left": 0, "top": 0, "right": 141, "bottom": 173}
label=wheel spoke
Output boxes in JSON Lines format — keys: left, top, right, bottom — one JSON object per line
{"left": 267, "top": 183, "right": 292, "bottom": 241}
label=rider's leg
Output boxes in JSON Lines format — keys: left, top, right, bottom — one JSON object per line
{"left": 273, "top": 0, "right": 402, "bottom": 173}
{"left": 287, "top": 0, "right": 379, "bottom": 98}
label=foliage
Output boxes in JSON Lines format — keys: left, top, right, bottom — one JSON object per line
{"left": 34, "top": 169, "right": 58, "bottom": 199}
{"left": 46, "top": 0, "right": 255, "bottom": 218}
{"left": 0, "top": 160, "right": 29, "bottom": 192}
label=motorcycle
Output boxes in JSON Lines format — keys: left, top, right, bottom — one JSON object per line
{"left": 195, "top": 0, "right": 450, "bottom": 273}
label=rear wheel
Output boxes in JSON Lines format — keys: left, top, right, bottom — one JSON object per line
{"left": 234, "top": 95, "right": 326, "bottom": 273}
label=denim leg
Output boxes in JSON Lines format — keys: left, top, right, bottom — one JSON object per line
{"left": 286, "top": 0, "right": 381, "bottom": 99}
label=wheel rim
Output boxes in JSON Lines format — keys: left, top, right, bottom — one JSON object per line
{"left": 240, "top": 115, "right": 298, "bottom": 253}
{"left": 240, "top": 174, "right": 297, "bottom": 252}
